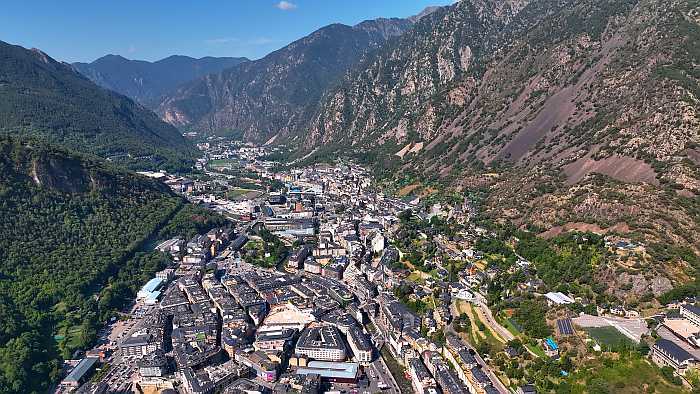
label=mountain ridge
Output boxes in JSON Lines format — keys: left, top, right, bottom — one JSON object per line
{"left": 0, "top": 135, "right": 184, "bottom": 393}
{"left": 291, "top": 0, "right": 699, "bottom": 275}
{"left": 0, "top": 40, "right": 197, "bottom": 170}
{"left": 155, "top": 11, "right": 439, "bottom": 141}
{"left": 73, "top": 54, "right": 249, "bottom": 106}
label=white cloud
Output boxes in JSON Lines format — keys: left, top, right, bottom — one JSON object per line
{"left": 275, "top": 1, "right": 297, "bottom": 11}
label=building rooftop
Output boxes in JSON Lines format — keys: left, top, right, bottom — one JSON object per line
{"left": 470, "top": 366, "right": 491, "bottom": 384}
{"left": 544, "top": 292, "right": 574, "bottom": 305}
{"left": 409, "top": 358, "right": 432, "bottom": 380}
{"left": 682, "top": 304, "right": 700, "bottom": 317}
{"left": 137, "top": 349, "right": 167, "bottom": 368}
{"left": 256, "top": 328, "right": 296, "bottom": 342}
{"left": 142, "top": 277, "right": 165, "bottom": 293}
{"left": 458, "top": 348, "right": 476, "bottom": 366}
{"left": 296, "top": 325, "right": 345, "bottom": 351}
{"left": 347, "top": 325, "right": 373, "bottom": 351}
{"left": 663, "top": 319, "right": 700, "bottom": 339}
{"left": 296, "top": 361, "right": 359, "bottom": 380}
{"left": 122, "top": 331, "right": 155, "bottom": 347}
{"left": 64, "top": 357, "right": 99, "bottom": 383}
{"left": 545, "top": 338, "right": 558, "bottom": 351}
{"left": 260, "top": 303, "right": 316, "bottom": 331}
{"left": 654, "top": 339, "right": 698, "bottom": 363}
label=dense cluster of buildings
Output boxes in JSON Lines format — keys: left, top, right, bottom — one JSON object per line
{"left": 65, "top": 149, "right": 506, "bottom": 394}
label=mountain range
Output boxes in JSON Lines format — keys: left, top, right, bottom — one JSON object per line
{"left": 19, "top": 0, "right": 698, "bottom": 267}
{"left": 301, "top": 0, "right": 699, "bottom": 286}
{"left": 0, "top": 0, "right": 698, "bottom": 391}
{"left": 0, "top": 40, "right": 196, "bottom": 170}
{"left": 154, "top": 12, "right": 436, "bottom": 141}
{"left": 73, "top": 54, "right": 248, "bottom": 106}
{"left": 153, "top": 0, "right": 698, "bottom": 272}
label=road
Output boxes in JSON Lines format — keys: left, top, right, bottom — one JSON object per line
{"left": 359, "top": 310, "right": 401, "bottom": 393}
{"left": 341, "top": 281, "right": 402, "bottom": 394}
{"left": 370, "top": 356, "right": 401, "bottom": 394}
{"left": 449, "top": 302, "right": 510, "bottom": 394}
{"left": 460, "top": 298, "right": 543, "bottom": 359}
{"left": 475, "top": 300, "right": 515, "bottom": 342}
{"left": 84, "top": 300, "right": 154, "bottom": 392}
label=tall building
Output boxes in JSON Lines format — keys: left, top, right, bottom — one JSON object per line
{"left": 346, "top": 326, "right": 373, "bottom": 363}
{"left": 295, "top": 325, "right": 347, "bottom": 362}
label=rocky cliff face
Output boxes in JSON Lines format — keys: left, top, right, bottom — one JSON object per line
{"left": 300, "top": 0, "right": 699, "bottom": 266}
{"left": 307, "top": 0, "right": 698, "bottom": 169}
{"left": 304, "top": 0, "right": 531, "bottom": 146}
{"left": 156, "top": 14, "right": 432, "bottom": 142}
{"left": 73, "top": 55, "right": 248, "bottom": 106}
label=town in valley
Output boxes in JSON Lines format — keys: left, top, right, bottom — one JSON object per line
{"left": 54, "top": 137, "right": 700, "bottom": 394}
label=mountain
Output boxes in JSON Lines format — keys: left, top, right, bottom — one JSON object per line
{"left": 0, "top": 40, "right": 197, "bottom": 170}
{"left": 301, "top": 0, "right": 699, "bottom": 285}
{"left": 0, "top": 136, "right": 184, "bottom": 393}
{"left": 156, "top": 12, "right": 437, "bottom": 142}
{"left": 72, "top": 54, "right": 249, "bottom": 106}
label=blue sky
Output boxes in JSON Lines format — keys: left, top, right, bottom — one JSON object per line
{"left": 0, "top": 0, "right": 453, "bottom": 63}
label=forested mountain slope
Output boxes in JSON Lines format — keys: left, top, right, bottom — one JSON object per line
{"left": 156, "top": 15, "right": 430, "bottom": 142}
{"left": 0, "top": 137, "right": 184, "bottom": 393}
{"left": 0, "top": 40, "right": 197, "bottom": 171}
{"left": 73, "top": 54, "right": 248, "bottom": 106}
{"left": 299, "top": 0, "right": 699, "bottom": 284}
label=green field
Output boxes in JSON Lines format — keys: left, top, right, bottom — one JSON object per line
{"left": 498, "top": 315, "right": 522, "bottom": 337}
{"left": 525, "top": 343, "right": 546, "bottom": 358}
{"left": 406, "top": 271, "right": 425, "bottom": 284}
{"left": 585, "top": 326, "right": 635, "bottom": 349}
{"left": 226, "top": 188, "right": 262, "bottom": 199}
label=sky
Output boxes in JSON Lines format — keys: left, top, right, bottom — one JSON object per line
{"left": 0, "top": 0, "right": 453, "bottom": 64}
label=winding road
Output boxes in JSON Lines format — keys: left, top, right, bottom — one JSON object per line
{"left": 449, "top": 301, "right": 510, "bottom": 394}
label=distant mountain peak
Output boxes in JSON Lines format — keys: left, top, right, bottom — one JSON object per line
{"left": 92, "top": 53, "right": 130, "bottom": 62}
{"left": 73, "top": 54, "right": 249, "bottom": 106}
{"left": 0, "top": 39, "right": 195, "bottom": 170}
{"left": 409, "top": 5, "right": 443, "bottom": 22}
{"left": 29, "top": 47, "right": 52, "bottom": 63}
{"left": 156, "top": 13, "right": 419, "bottom": 141}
